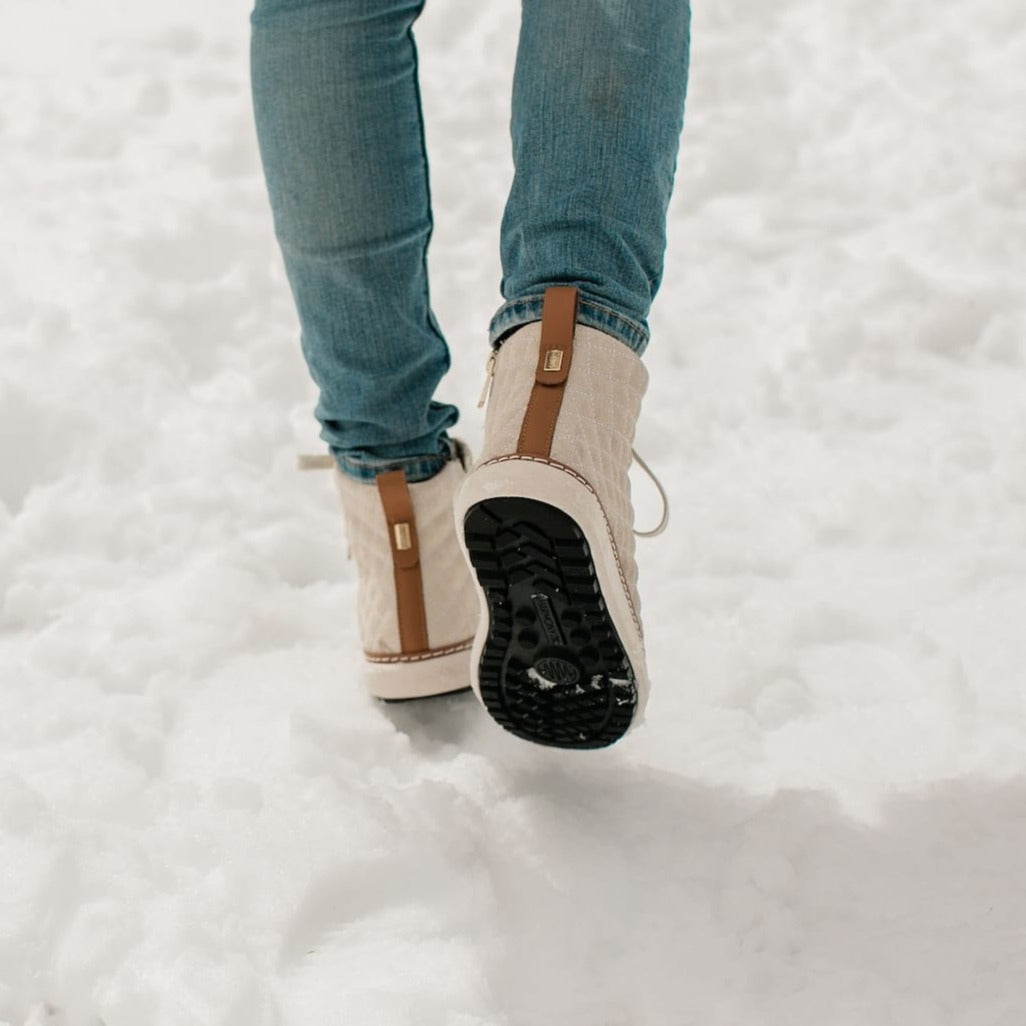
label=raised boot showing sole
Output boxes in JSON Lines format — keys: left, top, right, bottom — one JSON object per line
{"left": 454, "top": 287, "right": 651, "bottom": 748}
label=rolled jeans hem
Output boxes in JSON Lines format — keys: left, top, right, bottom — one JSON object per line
{"left": 333, "top": 438, "right": 455, "bottom": 485}
{"left": 488, "top": 294, "right": 649, "bottom": 356}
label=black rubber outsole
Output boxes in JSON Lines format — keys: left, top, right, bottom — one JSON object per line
{"left": 462, "top": 496, "right": 637, "bottom": 749}
{"left": 380, "top": 685, "right": 472, "bottom": 705}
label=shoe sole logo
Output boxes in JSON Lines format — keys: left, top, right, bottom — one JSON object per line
{"left": 535, "top": 656, "right": 581, "bottom": 686}
{"left": 531, "top": 593, "right": 565, "bottom": 646}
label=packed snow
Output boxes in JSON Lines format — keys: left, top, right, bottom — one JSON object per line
{"left": 2, "top": 0, "right": 1026, "bottom": 1023}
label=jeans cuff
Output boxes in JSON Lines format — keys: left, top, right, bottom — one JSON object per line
{"left": 333, "top": 436, "right": 458, "bottom": 485}
{"left": 488, "top": 293, "right": 650, "bottom": 355}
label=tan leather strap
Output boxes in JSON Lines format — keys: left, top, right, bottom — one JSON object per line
{"left": 375, "top": 470, "right": 430, "bottom": 654}
{"left": 516, "top": 285, "right": 579, "bottom": 457}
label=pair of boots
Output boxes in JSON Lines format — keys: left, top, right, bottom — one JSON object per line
{"left": 332, "top": 287, "right": 655, "bottom": 750}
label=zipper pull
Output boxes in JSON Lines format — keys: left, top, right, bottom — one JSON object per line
{"left": 477, "top": 350, "right": 497, "bottom": 409}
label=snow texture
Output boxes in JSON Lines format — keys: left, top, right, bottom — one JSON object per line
{"left": 2, "top": 0, "right": 1026, "bottom": 1023}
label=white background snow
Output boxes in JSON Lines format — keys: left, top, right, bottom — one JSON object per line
{"left": 2, "top": 0, "right": 1026, "bottom": 1022}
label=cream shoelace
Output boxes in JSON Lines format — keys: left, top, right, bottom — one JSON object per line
{"left": 629, "top": 448, "right": 669, "bottom": 538}
{"left": 297, "top": 449, "right": 669, "bottom": 538}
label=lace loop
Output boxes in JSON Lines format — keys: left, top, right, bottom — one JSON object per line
{"left": 631, "top": 448, "right": 670, "bottom": 538}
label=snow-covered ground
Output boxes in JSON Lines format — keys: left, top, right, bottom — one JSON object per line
{"left": 2, "top": 0, "right": 1026, "bottom": 1022}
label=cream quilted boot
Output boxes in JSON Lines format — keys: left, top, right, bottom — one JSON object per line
{"left": 453, "top": 286, "right": 653, "bottom": 748}
{"left": 333, "top": 441, "right": 477, "bottom": 700}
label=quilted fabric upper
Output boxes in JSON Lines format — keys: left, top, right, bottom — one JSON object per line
{"left": 335, "top": 449, "right": 478, "bottom": 656}
{"left": 475, "top": 321, "right": 649, "bottom": 626}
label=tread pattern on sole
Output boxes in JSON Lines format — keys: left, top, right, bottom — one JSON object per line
{"left": 463, "top": 497, "right": 637, "bottom": 749}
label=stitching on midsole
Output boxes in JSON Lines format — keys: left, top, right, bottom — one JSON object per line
{"left": 365, "top": 638, "right": 474, "bottom": 664}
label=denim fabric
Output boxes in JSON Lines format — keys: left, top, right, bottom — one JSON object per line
{"left": 250, "top": 0, "right": 690, "bottom": 482}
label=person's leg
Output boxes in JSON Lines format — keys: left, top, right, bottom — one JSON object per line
{"left": 490, "top": 0, "right": 691, "bottom": 353}
{"left": 456, "top": 1, "right": 691, "bottom": 747}
{"left": 250, "top": 0, "right": 458, "bottom": 483}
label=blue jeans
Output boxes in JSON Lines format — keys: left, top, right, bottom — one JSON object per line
{"left": 250, "top": 0, "right": 690, "bottom": 482}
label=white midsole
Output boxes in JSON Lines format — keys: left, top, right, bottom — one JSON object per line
{"left": 364, "top": 643, "right": 474, "bottom": 701}
{"left": 452, "top": 456, "right": 650, "bottom": 724}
